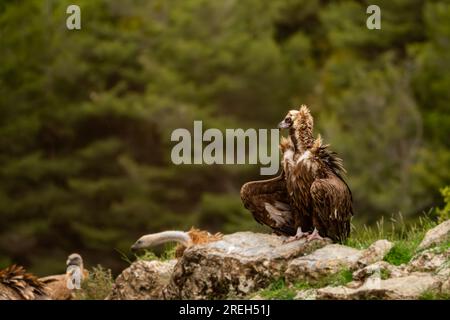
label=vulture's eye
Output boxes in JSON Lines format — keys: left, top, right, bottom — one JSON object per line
{"left": 285, "top": 117, "right": 292, "bottom": 124}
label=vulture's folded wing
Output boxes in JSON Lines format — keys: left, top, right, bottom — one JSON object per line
{"left": 310, "top": 175, "right": 353, "bottom": 242}
{"left": 39, "top": 274, "right": 65, "bottom": 284}
{"left": 39, "top": 274, "right": 73, "bottom": 300}
{"left": 241, "top": 174, "right": 296, "bottom": 236}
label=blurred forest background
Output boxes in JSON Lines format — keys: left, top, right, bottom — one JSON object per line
{"left": 0, "top": 0, "right": 449, "bottom": 275}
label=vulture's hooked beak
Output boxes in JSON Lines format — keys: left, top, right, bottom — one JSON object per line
{"left": 277, "top": 120, "right": 290, "bottom": 129}
{"left": 130, "top": 240, "right": 143, "bottom": 252}
{"left": 66, "top": 257, "right": 76, "bottom": 266}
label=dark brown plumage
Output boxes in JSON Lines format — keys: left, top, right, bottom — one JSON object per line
{"left": 279, "top": 105, "right": 353, "bottom": 242}
{"left": 0, "top": 265, "right": 48, "bottom": 300}
{"left": 241, "top": 105, "right": 353, "bottom": 243}
{"left": 240, "top": 173, "right": 297, "bottom": 236}
{"left": 293, "top": 135, "right": 353, "bottom": 242}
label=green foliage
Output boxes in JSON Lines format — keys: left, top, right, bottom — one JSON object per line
{"left": 74, "top": 265, "right": 114, "bottom": 300}
{"left": 259, "top": 279, "right": 297, "bottom": 300}
{"left": 295, "top": 269, "right": 354, "bottom": 289}
{"left": 419, "top": 290, "right": 450, "bottom": 300}
{"left": 346, "top": 213, "right": 435, "bottom": 249}
{"left": 258, "top": 269, "right": 353, "bottom": 300}
{"left": 321, "top": 269, "right": 354, "bottom": 287}
{"left": 383, "top": 242, "right": 415, "bottom": 266}
{"left": 435, "top": 241, "right": 450, "bottom": 254}
{"left": 380, "top": 268, "right": 391, "bottom": 280}
{"left": 436, "top": 187, "right": 450, "bottom": 223}
{"left": 135, "top": 250, "right": 160, "bottom": 262}
{"left": 0, "top": 0, "right": 449, "bottom": 275}
{"left": 135, "top": 245, "right": 177, "bottom": 262}
{"left": 346, "top": 213, "right": 438, "bottom": 265}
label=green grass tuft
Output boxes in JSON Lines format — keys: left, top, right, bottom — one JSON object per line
{"left": 117, "top": 243, "right": 178, "bottom": 264}
{"left": 74, "top": 265, "right": 114, "bottom": 300}
{"left": 258, "top": 269, "right": 354, "bottom": 300}
{"left": 136, "top": 244, "right": 177, "bottom": 262}
{"left": 383, "top": 242, "right": 416, "bottom": 266}
{"left": 419, "top": 290, "right": 450, "bottom": 300}
{"left": 432, "top": 240, "right": 450, "bottom": 254}
{"left": 259, "top": 279, "right": 297, "bottom": 300}
{"left": 322, "top": 268, "right": 354, "bottom": 287}
{"left": 346, "top": 212, "right": 439, "bottom": 266}
{"left": 380, "top": 268, "right": 391, "bottom": 280}
{"left": 346, "top": 213, "right": 436, "bottom": 250}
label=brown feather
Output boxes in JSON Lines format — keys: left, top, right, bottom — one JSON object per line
{"left": 0, "top": 265, "right": 48, "bottom": 300}
{"left": 240, "top": 173, "right": 297, "bottom": 236}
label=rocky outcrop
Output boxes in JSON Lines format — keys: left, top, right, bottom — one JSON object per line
{"left": 314, "top": 238, "right": 449, "bottom": 300}
{"left": 107, "top": 260, "right": 176, "bottom": 300}
{"left": 163, "top": 232, "right": 330, "bottom": 299}
{"left": 317, "top": 273, "right": 442, "bottom": 300}
{"left": 108, "top": 220, "right": 450, "bottom": 300}
{"left": 408, "top": 247, "right": 450, "bottom": 273}
{"left": 418, "top": 220, "right": 450, "bottom": 250}
{"left": 285, "top": 244, "right": 360, "bottom": 283}
{"left": 352, "top": 261, "right": 408, "bottom": 281}
{"left": 357, "top": 240, "right": 394, "bottom": 267}
{"left": 285, "top": 240, "right": 393, "bottom": 283}
{"left": 294, "top": 289, "right": 317, "bottom": 300}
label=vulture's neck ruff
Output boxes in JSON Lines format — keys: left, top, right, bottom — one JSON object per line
{"left": 291, "top": 106, "right": 314, "bottom": 154}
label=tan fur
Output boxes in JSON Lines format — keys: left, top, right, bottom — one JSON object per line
{"left": 175, "top": 227, "right": 223, "bottom": 257}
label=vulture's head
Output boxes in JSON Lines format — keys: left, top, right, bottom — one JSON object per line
{"left": 278, "top": 110, "right": 299, "bottom": 129}
{"left": 278, "top": 105, "right": 313, "bottom": 131}
{"left": 66, "top": 253, "right": 83, "bottom": 268}
{"left": 131, "top": 238, "right": 144, "bottom": 252}
{"left": 131, "top": 234, "right": 157, "bottom": 252}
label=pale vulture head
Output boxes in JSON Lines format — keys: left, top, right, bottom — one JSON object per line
{"left": 278, "top": 109, "right": 299, "bottom": 129}
{"left": 66, "top": 253, "right": 83, "bottom": 268}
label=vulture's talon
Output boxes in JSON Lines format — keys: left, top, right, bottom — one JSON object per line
{"left": 306, "top": 228, "right": 324, "bottom": 242}
{"left": 283, "top": 227, "right": 309, "bottom": 243}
